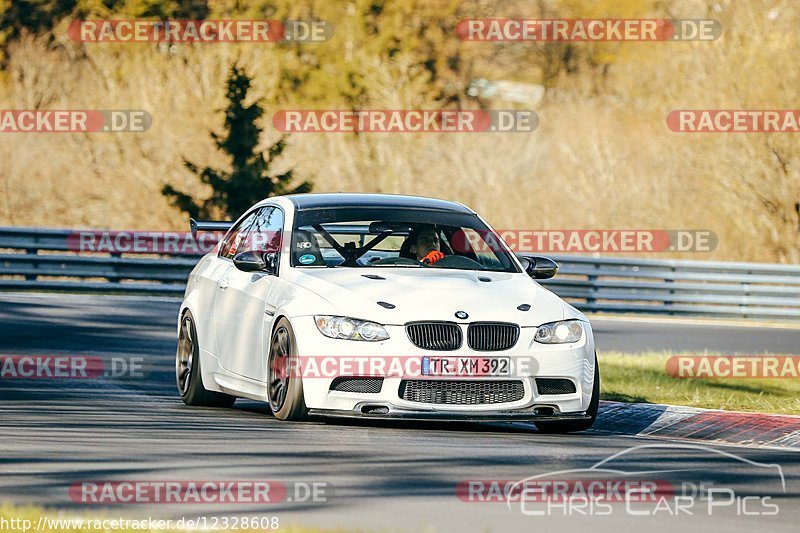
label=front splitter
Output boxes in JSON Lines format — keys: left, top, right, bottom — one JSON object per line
{"left": 308, "top": 405, "right": 590, "bottom": 422}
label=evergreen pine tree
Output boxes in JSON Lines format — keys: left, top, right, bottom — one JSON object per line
{"left": 162, "top": 64, "right": 312, "bottom": 220}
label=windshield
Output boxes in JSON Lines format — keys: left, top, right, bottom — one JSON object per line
{"left": 290, "top": 207, "right": 520, "bottom": 273}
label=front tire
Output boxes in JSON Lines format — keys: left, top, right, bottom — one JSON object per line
{"left": 534, "top": 355, "right": 600, "bottom": 434}
{"left": 176, "top": 311, "right": 236, "bottom": 408}
{"left": 267, "top": 318, "right": 308, "bottom": 421}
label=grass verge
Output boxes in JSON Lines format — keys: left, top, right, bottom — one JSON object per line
{"left": 599, "top": 352, "right": 800, "bottom": 415}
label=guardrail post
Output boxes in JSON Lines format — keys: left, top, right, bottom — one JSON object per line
{"left": 742, "top": 274, "right": 752, "bottom": 319}
{"left": 110, "top": 251, "right": 122, "bottom": 283}
{"left": 664, "top": 266, "right": 675, "bottom": 315}
{"left": 587, "top": 262, "right": 598, "bottom": 306}
{"left": 24, "top": 242, "right": 38, "bottom": 281}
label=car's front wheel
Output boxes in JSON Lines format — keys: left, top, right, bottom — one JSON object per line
{"left": 534, "top": 355, "right": 599, "bottom": 434}
{"left": 176, "top": 311, "right": 236, "bottom": 408}
{"left": 267, "top": 318, "right": 308, "bottom": 421}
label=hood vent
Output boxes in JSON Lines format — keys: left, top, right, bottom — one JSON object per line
{"left": 377, "top": 301, "right": 396, "bottom": 309}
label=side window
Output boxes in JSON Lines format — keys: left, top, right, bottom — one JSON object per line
{"left": 219, "top": 208, "right": 261, "bottom": 259}
{"left": 457, "top": 228, "right": 503, "bottom": 268}
{"left": 247, "top": 206, "right": 284, "bottom": 254}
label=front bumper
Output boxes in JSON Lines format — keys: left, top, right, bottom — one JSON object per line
{"left": 290, "top": 316, "right": 597, "bottom": 418}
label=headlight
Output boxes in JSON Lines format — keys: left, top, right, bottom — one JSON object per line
{"left": 314, "top": 316, "right": 390, "bottom": 341}
{"left": 534, "top": 320, "right": 583, "bottom": 344}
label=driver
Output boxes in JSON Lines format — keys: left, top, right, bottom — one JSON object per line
{"left": 407, "top": 225, "right": 445, "bottom": 265}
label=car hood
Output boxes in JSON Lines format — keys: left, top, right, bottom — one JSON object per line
{"left": 287, "top": 267, "right": 567, "bottom": 326}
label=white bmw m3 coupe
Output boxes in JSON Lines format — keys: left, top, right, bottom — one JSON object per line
{"left": 176, "top": 193, "right": 599, "bottom": 433}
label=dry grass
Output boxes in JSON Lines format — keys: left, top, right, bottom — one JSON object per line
{"left": 0, "top": 0, "right": 797, "bottom": 263}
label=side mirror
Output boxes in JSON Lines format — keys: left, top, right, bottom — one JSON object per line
{"left": 233, "top": 251, "right": 278, "bottom": 274}
{"left": 518, "top": 255, "right": 558, "bottom": 279}
{"left": 264, "top": 252, "right": 279, "bottom": 274}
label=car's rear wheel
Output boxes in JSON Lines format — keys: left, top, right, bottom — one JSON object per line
{"left": 267, "top": 318, "right": 308, "bottom": 421}
{"left": 534, "top": 355, "right": 599, "bottom": 434}
{"left": 176, "top": 311, "right": 236, "bottom": 407}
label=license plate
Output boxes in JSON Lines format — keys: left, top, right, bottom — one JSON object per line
{"left": 421, "top": 356, "right": 511, "bottom": 377}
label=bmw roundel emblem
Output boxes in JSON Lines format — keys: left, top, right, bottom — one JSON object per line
{"left": 455, "top": 311, "right": 469, "bottom": 320}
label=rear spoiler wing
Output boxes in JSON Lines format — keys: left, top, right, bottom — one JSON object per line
{"left": 190, "top": 218, "right": 232, "bottom": 237}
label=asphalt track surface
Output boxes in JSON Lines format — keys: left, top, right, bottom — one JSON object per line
{"left": 1, "top": 293, "right": 799, "bottom": 532}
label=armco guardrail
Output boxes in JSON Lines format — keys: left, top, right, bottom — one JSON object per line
{"left": 546, "top": 256, "right": 800, "bottom": 319}
{"left": 0, "top": 227, "right": 195, "bottom": 295}
{"left": 1, "top": 226, "right": 799, "bottom": 320}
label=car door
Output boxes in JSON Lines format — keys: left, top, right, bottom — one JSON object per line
{"left": 215, "top": 205, "right": 285, "bottom": 380}
{"left": 192, "top": 253, "right": 231, "bottom": 358}
{"left": 212, "top": 207, "right": 262, "bottom": 362}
